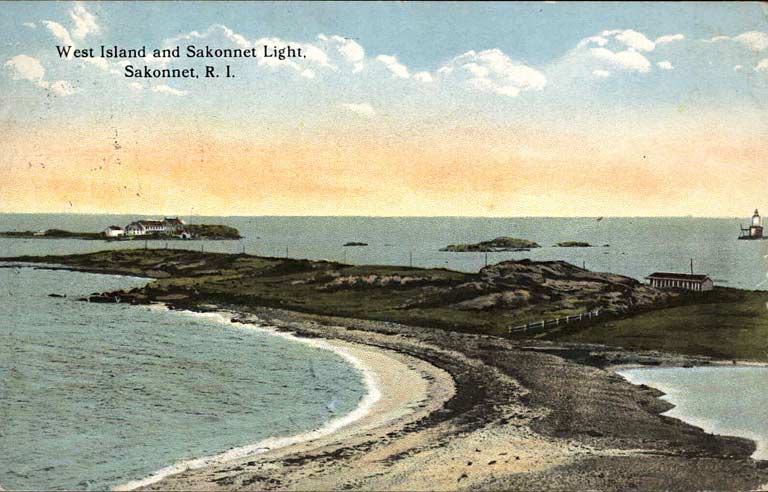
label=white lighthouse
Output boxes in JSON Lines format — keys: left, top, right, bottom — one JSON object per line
{"left": 739, "top": 209, "right": 764, "bottom": 239}
{"left": 749, "top": 209, "right": 764, "bottom": 238}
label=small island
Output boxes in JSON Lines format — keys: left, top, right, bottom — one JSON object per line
{"left": 0, "top": 229, "right": 104, "bottom": 240}
{"left": 343, "top": 242, "right": 368, "bottom": 247}
{"left": 440, "top": 236, "right": 540, "bottom": 252}
{"left": 553, "top": 241, "right": 592, "bottom": 247}
{"left": 0, "top": 218, "right": 241, "bottom": 241}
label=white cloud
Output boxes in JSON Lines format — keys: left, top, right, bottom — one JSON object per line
{"left": 4, "top": 55, "right": 47, "bottom": 87}
{"left": 592, "top": 69, "right": 611, "bottom": 78}
{"left": 577, "top": 36, "right": 609, "bottom": 49}
{"left": 50, "top": 80, "right": 77, "bottom": 96}
{"left": 590, "top": 47, "right": 651, "bottom": 73}
{"left": 655, "top": 34, "right": 685, "bottom": 45}
{"left": 320, "top": 35, "right": 364, "bottom": 64}
{"left": 463, "top": 62, "right": 489, "bottom": 78}
{"left": 340, "top": 102, "right": 375, "bottom": 116}
{"left": 23, "top": 22, "right": 36, "bottom": 29}
{"left": 705, "top": 31, "right": 768, "bottom": 52}
{"left": 608, "top": 29, "right": 656, "bottom": 52}
{"left": 414, "top": 71, "right": 433, "bottom": 83}
{"left": 316, "top": 34, "right": 368, "bottom": 72}
{"left": 439, "top": 49, "right": 546, "bottom": 97}
{"left": 43, "top": 20, "right": 75, "bottom": 51}
{"left": 756, "top": 58, "right": 768, "bottom": 72}
{"left": 151, "top": 84, "right": 188, "bottom": 96}
{"left": 129, "top": 82, "right": 144, "bottom": 91}
{"left": 376, "top": 54, "right": 409, "bottom": 78}
{"left": 579, "top": 30, "right": 683, "bottom": 55}
{"left": 656, "top": 60, "right": 674, "bottom": 70}
{"left": 4, "top": 55, "right": 77, "bottom": 96}
{"left": 734, "top": 64, "right": 743, "bottom": 71}
{"left": 69, "top": 2, "right": 100, "bottom": 39}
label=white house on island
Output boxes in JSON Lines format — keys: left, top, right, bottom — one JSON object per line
{"left": 103, "top": 226, "right": 125, "bottom": 237}
{"left": 124, "top": 217, "right": 187, "bottom": 237}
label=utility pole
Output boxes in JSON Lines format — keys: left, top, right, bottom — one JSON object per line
{"left": 285, "top": 246, "right": 289, "bottom": 258}
{"left": 484, "top": 251, "right": 488, "bottom": 267}
{"left": 409, "top": 249, "right": 413, "bottom": 268}
{"left": 690, "top": 258, "right": 694, "bottom": 275}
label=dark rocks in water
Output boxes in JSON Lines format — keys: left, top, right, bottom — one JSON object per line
{"left": 553, "top": 241, "right": 592, "bottom": 248}
{"left": 47, "top": 293, "right": 66, "bottom": 298}
{"left": 441, "top": 237, "right": 540, "bottom": 252}
{"left": 81, "top": 293, "right": 124, "bottom": 303}
{"left": 343, "top": 242, "right": 368, "bottom": 247}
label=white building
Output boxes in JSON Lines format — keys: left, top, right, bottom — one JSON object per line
{"left": 125, "top": 220, "right": 164, "bottom": 236}
{"left": 103, "top": 226, "right": 125, "bottom": 237}
{"left": 124, "top": 218, "right": 187, "bottom": 237}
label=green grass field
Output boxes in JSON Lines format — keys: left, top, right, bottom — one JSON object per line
{"left": 548, "top": 288, "right": 768, "bottom": 362}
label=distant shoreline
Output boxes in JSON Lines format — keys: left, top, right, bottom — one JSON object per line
{"left": 0, "top": 233, "right": 240, "bottom": 241}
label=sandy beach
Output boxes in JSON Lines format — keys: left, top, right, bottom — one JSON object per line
{"left": 128, "top": 312, "right": 459, "bottom": 491}
{"left": 132, "top": 308, "right": 583, "bottom": 491}
{"left": 132, "top": 306, "right": 768, "bottom": 491}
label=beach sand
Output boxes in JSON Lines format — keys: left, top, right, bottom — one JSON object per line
{"left": 131, "top": 318, "right": 467, "bottom": 490}
{"left": 130, "top": 310, "right": 587, "bottom": 491}
{"left": 132, "top": 307, "right": 768, "bottom": 491}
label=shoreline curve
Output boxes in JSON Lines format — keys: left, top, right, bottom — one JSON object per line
{"left": 116, "top": 307, "right": 455, "bottom": 491}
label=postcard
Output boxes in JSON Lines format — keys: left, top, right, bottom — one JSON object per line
{"left": 1, "top": 2, "right": 767, "bottom": 491}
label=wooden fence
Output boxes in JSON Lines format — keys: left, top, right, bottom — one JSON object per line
{"left": 508, "top": 308, "right": 602, "bottom": 335}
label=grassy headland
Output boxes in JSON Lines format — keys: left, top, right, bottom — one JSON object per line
{"left": 5, "top": 248, "right": 767, "bottom": 362}
{"left": 4, "top": 248, "right": 674, "bottom": 336}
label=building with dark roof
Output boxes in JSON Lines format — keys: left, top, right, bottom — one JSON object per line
{"left": 645, "top": 272, "right": 713, "bottom": 291}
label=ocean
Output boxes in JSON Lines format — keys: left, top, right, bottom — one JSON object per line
{"left": 1, "top": 214, "right": 767, "bottom": 289}
{"left": 619, "top": 366, "right": 768, "bottom": 460}
{"left": 0, "top": 267, "right": 366, "bottom": 490}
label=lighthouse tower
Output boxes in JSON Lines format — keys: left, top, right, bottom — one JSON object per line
{"left": 750, "top": 209, "right": 763, "bottom": 238}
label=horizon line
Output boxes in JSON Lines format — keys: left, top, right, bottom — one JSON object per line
{"left": 0, "top": 212, "right": 753, "bottom": 220}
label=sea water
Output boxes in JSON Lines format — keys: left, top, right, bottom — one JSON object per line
{"left": 619, "top": 366, "right": 768, "bottom": 460}
{"left": 0, "top": 267, "right": 366, "bottom": 490}
{"left": 1, "top": 214, "right": 767, "bottom": 290}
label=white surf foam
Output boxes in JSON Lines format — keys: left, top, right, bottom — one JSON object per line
{"left": 114, "top": 309, "right": 381, "bottom": 491}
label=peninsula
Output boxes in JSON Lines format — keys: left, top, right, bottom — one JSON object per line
{"left": 2, "top": 248, "right": 767, "bottom": 491}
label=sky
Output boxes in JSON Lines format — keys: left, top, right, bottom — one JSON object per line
{"left": 1, "top": 1, "right": 767, "bottom": 217}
